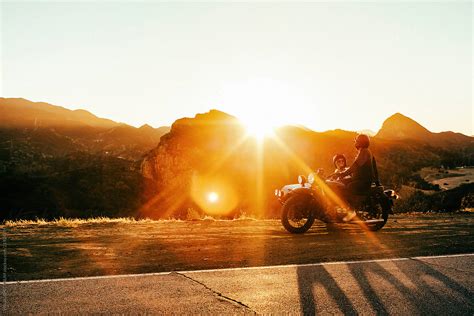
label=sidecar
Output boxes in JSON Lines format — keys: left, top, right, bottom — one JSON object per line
{"left": 274, "top": 175, "right": 314, "bottom": 204}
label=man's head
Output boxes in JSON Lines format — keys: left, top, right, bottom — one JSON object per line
{"left": 355, "top": 134, "right": 370, "bottom": 149}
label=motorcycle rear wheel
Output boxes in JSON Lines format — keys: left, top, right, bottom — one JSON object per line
{"left": 363, "top": 196, "right": 391, "bottom": 231}
{"left": 281, "top": 194, "right": 315, "bottom": 234}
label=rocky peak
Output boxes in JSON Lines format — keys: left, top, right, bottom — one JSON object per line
{"left": 139, "top": 124, "right": 154, "bottom": 130}
{"left": 376, "top": 113, "right": 431, "bottom": 140}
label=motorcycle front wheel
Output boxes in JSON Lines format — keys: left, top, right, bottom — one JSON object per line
{"left": 281, "top": 194, "right": 315, "bottom": 234}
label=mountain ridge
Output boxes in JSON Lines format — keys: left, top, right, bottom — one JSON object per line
{"left": 0, "top": 97, "right": 119, "bottom": 129}
{"left": 375, "top": 112, "right": 472, "bottom": 146}
{"left": 0, "top": 98, "right": 170, "bottom": 160}
{"left": 1, "top": 98, "right": 472, "bottom": 140}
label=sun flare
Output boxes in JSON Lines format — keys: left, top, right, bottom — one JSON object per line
{"left": 241, "top": 118, "right": 276, "bottom": 140}
{"left": 218, "top": 77, "right": 312, "bottom": 139}
{"left": 191, "top": 175, "right": 238, "bottom": 216}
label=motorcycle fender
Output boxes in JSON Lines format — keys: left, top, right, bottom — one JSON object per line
{"left": 283, "top": 188, "right": 320, "bottom": 209}
{"left": 285, "top": 187, "right": 314, "bottom": 199}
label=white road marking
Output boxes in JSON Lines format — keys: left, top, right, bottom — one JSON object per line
{"left": 5, "top": 253, "right": 474, "bottom": 285}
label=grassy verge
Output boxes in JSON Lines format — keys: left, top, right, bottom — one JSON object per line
{"left": 3, "top": 217, "right": 164, "bottom": 228}
{"left": 3, "top": 214, "right": 262, "bottom": 228}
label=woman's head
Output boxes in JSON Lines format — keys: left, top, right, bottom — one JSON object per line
{"left": 333, "top": 154, "right": 347, "bottom": 169}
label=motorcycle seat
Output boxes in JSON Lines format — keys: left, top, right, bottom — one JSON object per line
{"left": 370, "top": 185, "right": 385, "bottom": 195}
{"left": 350, "top": 184, "right": 383, "bottom": 199}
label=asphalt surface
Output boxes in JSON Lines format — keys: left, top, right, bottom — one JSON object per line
{"left": 6, "top": 213, "right": 474, "bottom": 281}
{"left": 4, "top": 254, "right": 473, "bottom": 314}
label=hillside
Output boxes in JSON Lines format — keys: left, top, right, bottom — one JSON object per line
{"left": 0, "top": 98, "right": 170, "bottom": 219}
{"left": 0, "top": 98, "right": 170, "bottom": 160}
{"left": 376, "top": 113, "right": 472, "bottom": 147}
{"left": 0, "top": 97, "right": 118, "bottom": 129}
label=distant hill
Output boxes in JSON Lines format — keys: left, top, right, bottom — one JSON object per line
{"left": 0, "top": 97, "right": 118, "bottom": 129}
{"left": 0, "top": 98, "right": 170, "bottom": 160}
{"left": 358, "top": 129, "right": 376, "bottom": 137}
{"left": 376, "top": 113, "right": 472, "bottom": 147}
{"left": 376, "top": 113, "right": 431, "bottom": 140}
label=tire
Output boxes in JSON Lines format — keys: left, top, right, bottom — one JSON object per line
{"left": 365, "top": 196, "right": 391, "bottom": 231}
{"left": 281, "top": 194, "right": 315, "bottom": 234}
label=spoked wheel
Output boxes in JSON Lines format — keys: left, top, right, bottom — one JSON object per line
{"left": 358, "top": 196, "right": 391, "bottom": 231}
{"left": 281, "top": 194, "right": 315, "bottom": 234}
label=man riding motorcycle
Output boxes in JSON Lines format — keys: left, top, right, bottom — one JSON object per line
{"left": 328, "top": 134, "right": 378, "bottom": 221}
{"left": 339, "top": 134, "right": 374, "bottom": 192}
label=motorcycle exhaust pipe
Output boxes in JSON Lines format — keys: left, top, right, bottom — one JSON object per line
{"left": 350, "top": 219, "right": 385, "bottom": 224}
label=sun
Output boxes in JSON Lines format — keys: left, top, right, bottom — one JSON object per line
{"left": 217, "top": 77, "right": 309, "bottom": 139}
{"left": 235, "top": 106, "right": 278, "bottom": 140}
{"left": 241, "top": 117, "right": 276, "bottom": 140}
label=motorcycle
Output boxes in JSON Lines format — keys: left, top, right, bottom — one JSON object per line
{"left": 275, "top": 171, "right": 398, "bottom": 233}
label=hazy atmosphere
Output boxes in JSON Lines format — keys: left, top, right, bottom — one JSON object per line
{"left": 2, "top": 1, "right": 472, "bottom": 134}
{"left": 3, "top": 2, "right": 474, "bottom": 314}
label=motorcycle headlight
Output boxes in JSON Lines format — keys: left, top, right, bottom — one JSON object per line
{"left": 308, "top": 173, "right": 315, "bottom": 185}
{"left": 298, "top": 175, "right": 307, "bottom": 185}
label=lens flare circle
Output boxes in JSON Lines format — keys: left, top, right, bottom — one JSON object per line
{"left": 207, "top": 192, "right": 219, "bottom": 203}
{"left": 191, "top": 175, "right": 238, "bottom": 216}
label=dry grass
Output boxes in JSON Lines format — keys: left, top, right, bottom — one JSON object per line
{"left": 2, "top": 213, "right": 262, "bottom": 228}
{"left": 3, "top": 217, "right": 158, "bottom": 228}
{"left": 397, "top": 185, "right": 437, "bottom": 199}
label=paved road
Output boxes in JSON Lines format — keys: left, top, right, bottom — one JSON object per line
{"left": 6, "top": 214, "right": 474, "bottom": 281}
{"left": 4, "top": 254, "right": 473, "bottom": 314}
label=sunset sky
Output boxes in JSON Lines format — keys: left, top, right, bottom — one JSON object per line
{"left": 2, "top": 2, "right": 472, "bottom": 135}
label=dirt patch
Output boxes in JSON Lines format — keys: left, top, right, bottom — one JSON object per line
{"left": 420, "top": 167, "right": 474, "bottom": 190}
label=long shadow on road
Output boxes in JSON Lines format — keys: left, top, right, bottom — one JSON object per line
{"left": 297, "top": 264, "right": 357, "bottom": 315}
{"left": 292, "top": 219, "right": 474, "bottom": 315}
{"left": 296, "top": 256, "right": 474, "bottom": 315}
